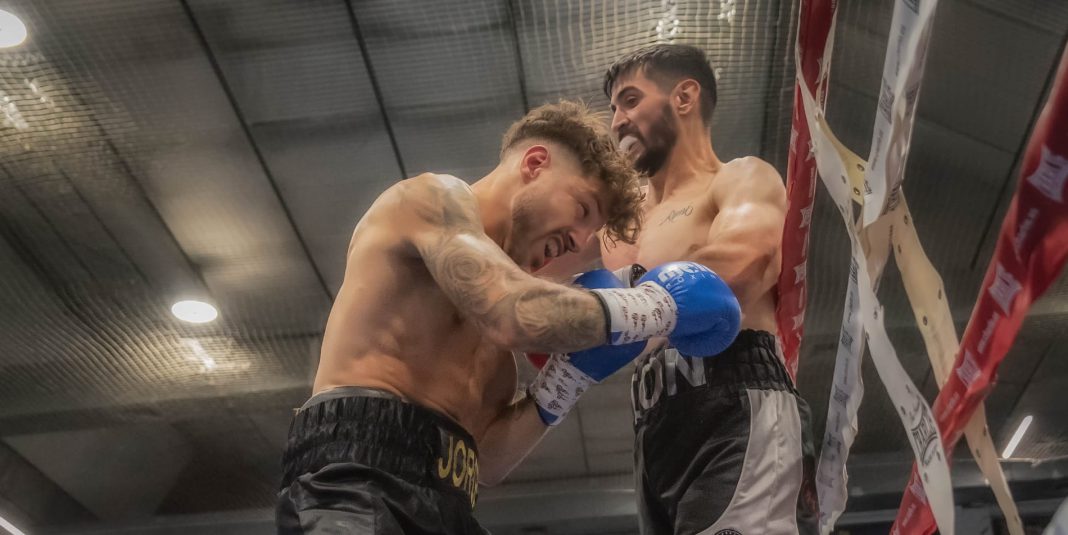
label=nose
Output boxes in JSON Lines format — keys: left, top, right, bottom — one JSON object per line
{"left": 611, "top": 107, "right": 629, "bottom": 137}
{"left": 569, "top": 228, "right": 597, "bottom": 254}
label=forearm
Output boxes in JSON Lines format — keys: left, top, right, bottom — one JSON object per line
{"left": 404, "top": 176, "right": 613, "bottom": 353}
{"left": 689, "top": 242, "right": 776, "bottom": 303}
{"left": 417, "top": 230, "right": 608, "bottom": 353}
{"left": 477, "top": 393, "right": 550, "bottom": 487}
{"left": 489, "top": 280, "right": 608, "bottom": 353}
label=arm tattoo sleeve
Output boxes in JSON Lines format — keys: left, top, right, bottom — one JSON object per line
{"left": 405, "top": 177, "right": 606, "bottom": 353}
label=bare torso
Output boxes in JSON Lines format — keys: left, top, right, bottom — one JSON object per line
{"left": 313, "top": 181, "right": 516, "bottom": 440}
{"left": 602, "top": 159, "right": 781, "bottom": 334}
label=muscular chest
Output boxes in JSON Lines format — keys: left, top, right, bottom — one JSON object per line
{"left": 603, "top": 199, "right": 714, "bottom": 271}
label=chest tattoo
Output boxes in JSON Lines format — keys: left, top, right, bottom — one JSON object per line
{"left": 658, "top": 204, "right": 694, "bottom": 226}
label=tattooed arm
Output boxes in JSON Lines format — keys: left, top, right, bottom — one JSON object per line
{"left": 399, "top": 173, "right": 607, "bottom": 353}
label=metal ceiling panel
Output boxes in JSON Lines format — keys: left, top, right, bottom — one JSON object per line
{"left": 19, "top": 0, "right": 331, "bottom": 333}
{"left": 351, "top": 0, "right": 525, "bottom": 181}
{"left": 187, "top": 0, "right": 403, "bottom": 291}
{"left": 4, "top": 424, "right": 191, "bottom": 521}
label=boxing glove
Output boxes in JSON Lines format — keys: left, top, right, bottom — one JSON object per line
{"left": 639, "top": 262, "right": 740, "bottom": 356}
{"left": 588, "top": 261, "right": 740, "bottom": 357}
{"left": 530, "top": 268, "right": 646, "bottom": 425}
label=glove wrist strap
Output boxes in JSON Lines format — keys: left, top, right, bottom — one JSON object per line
{"left": 589, "top": 283, "right": 677, "bottom": 345}
{"left": 530, "top": 354, "right": 594, "bottom": 426}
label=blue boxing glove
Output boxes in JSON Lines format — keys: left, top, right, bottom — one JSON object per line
{"left": 530, "top": 268, "right": 647, "bottom": 426}
{"left": 587, "top": 261, "right": 740, "bottom": 357}
{"left": 639, "top": 262, "right": 741, "bottom": 356}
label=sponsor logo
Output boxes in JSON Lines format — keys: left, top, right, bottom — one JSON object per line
{"left": 1026, "top": 145, "right": 1067, "bottom": 202}
{"left": 955, "top": 350, "right": 981, "bottom": 388}
{"left": 1013, "top": 207, "right": 1040, "bottom": 260}
{"left": 989, "top": 263, "right": 1023, "bottom": 315}
{"left": 976, "top": 312, "right": 1001, "bottom": 354}
{"left": 631, "top": 348, "right": 706, "bottom": 420}
{"left": 436, "top": 433, "right": 479, "bottom": 508}
{"left": 908, "top": 401, "right": 939, "bottom": 467}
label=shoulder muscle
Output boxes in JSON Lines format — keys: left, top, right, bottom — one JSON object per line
{"left": 712, "top": 157, "right": 785, "bottom": 207}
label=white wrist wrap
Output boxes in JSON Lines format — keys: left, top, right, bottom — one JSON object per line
{"left": 590, "top": 282, "right": 678, "bottom": 345}
{"left": 530, "top": 354, "right": 595, "bottom": 425}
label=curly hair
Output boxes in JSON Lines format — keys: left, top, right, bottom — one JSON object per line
{"left": 500, "top": 100, "right": 644, "bottom": 244}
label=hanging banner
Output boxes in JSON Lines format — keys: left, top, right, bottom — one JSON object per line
{"left": 777, "top": 0, "right": 837, "bottom": 380}
{"left": 860, "top": 0, "right": 939, "bottom": 227}
{"left": 893, "top": 45, "right": 1068, "bottom": 535}
{"left": 812, "top": 120, "right": 873, "bottom": 535}
{"left": 891, "top": 198, "right": 1025, "bottom": 535}
{"left": 798, "top": 75, "right": 956, "bottom": 534}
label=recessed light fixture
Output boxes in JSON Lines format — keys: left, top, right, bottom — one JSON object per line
{"left": 1001, "top": 415, "right": 1033, "bottom": 459}
{"left": 0, "top": 512, "right": 28, "bottom": 535}
{"left": 0, "top": 9, "right": 27, "bottom": 49}
{"left": 171, "top": 300, "right": 218, "bottom": 324}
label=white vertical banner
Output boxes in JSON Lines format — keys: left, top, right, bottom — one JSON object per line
{"left": 798, "top": 78, "right": 956, "bottom": 534}
{"left": 813, "top": 123, "right": 875, "bottom": 535}
{"left": 861, "top": 0, "right": 940, "bottom": 227}
{"left": 799, "top": 0, "right": 1023, "bottom": 531}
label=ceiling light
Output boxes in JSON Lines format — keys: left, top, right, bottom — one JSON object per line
{"left": 1001, "top": 415, "right": 1033, "bottom": 459}
{"left": 0, "top": 9, "right": 27, "bottom": 49}
{"left": 171, "top": 300, "right": 218, "bottom": 324}
{"left": 181, "top": 338, "right": 218, "bottom": 373}
{"left": 0, "top": 512, "right": 28, "bottom": 535}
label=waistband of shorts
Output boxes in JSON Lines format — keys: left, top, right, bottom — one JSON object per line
{"left": 688, "top": 329, "right": 796, "bottom": 393}
{"left": 281, "top": 387, "right": 480, "bottom": 508}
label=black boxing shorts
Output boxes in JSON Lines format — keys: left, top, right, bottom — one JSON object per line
{"left": 276, "top": 386, "right": 488, "bottom": 535}
{"left": 630, "top": 330, "right": 819, "bottom": 535}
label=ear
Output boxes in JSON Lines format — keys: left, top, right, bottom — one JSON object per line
{"left": 673, "top": 79, "right": 701, "bottom": 119}
{"left": 520, "top": 145, "right": 551, "bottom": 184}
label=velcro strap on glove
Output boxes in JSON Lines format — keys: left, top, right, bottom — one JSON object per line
{"left": 589, "top": 282, "right": 677, "bottom": 345}
{"left": 529, "top": 354, "right": 595, "bottom": 426}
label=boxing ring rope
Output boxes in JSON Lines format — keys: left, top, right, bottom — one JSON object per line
{"left": 778, "top": 0, "right": 1068, "bottom": 533}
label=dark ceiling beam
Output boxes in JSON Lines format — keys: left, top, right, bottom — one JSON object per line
{"left": 505, "top": 0, "right": 531, "bottom": 113}
{"left": 758, "top": 0, "right": 795, "bottom": 170}
{"left": 1000, "top": 341, "right": 1055, "bottom": 423}
{"left": 176, "top": 0, "right": 333, "bottom": 301}
{"left": 969, "top": 30, "right": 1068, "bottom": 269}
{"left": 0, "top": 441, "right": 97, "bottom": 527}
{"left": 25, "top": 57, "right": 214, "bottom": 298}
{"left": 342, "top": 0, "right": 408, "bottom": 179}
{"left": 56, "top": 168, "right": 150, "bottom": 287}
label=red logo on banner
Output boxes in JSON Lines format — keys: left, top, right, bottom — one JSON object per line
{"left": 892, "top": 46, "right": 1068, "bottom": 534}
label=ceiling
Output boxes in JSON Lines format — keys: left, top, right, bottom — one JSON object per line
{"left": 0, "top": 0, "right": 1065, "bottom": 533}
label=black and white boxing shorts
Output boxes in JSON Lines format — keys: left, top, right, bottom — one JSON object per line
{"left": 277, "top": 386, "right": 488, "bottom": 535}
{"left": 631, "top": 330, "right": 819, "bottom": 535}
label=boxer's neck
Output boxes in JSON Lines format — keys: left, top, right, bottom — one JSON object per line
{"left": 647, "top": 121, "right": 721, "bottom": 205}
